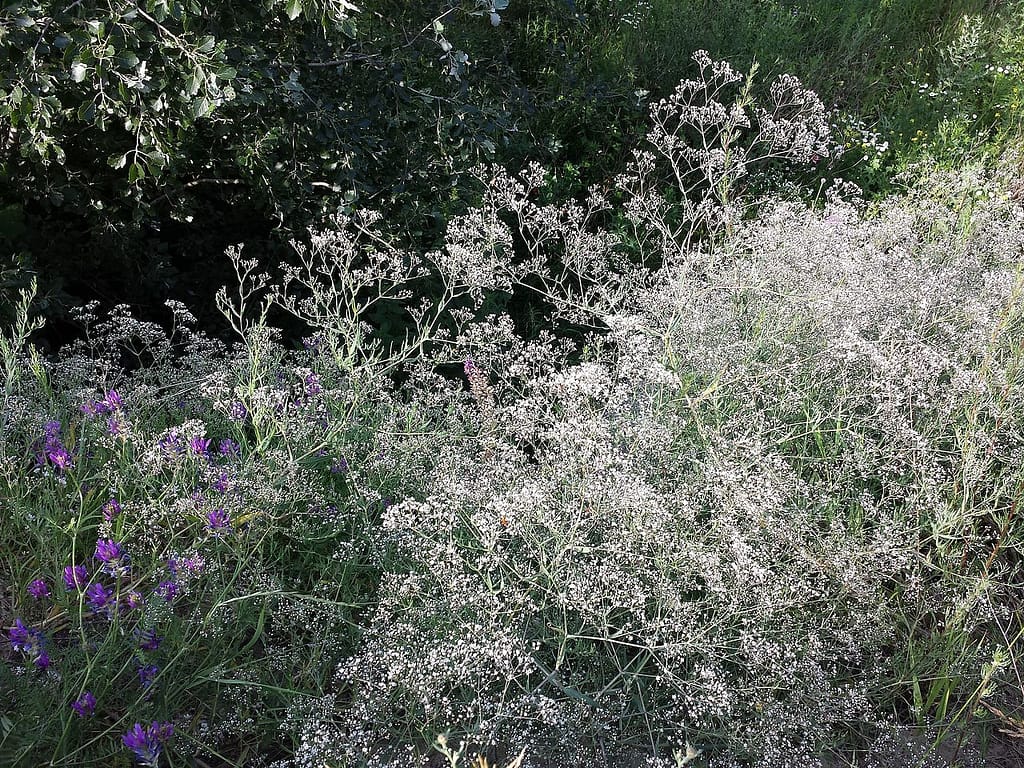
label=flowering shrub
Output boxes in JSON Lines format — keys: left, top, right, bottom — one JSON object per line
{"left": 1, "top": 59, "right": 1023, "bottom": 768}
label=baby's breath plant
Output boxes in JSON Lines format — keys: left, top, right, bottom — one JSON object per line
{"left": 3, "top": 57, "right": 1024, "bottom": 768}
{"left": 615, "top": 50, "right": 838, "bottom": 263}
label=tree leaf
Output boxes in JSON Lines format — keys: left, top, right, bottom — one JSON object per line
{"left": 285, "top": 0, "right": 303, "bottom": 20}
{"left": 127, "top": 162, "right": 145, "bottom": 183}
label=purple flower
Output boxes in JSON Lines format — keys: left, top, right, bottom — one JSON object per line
{"left": 102, "top": 498, "right": 123, "bottom": 521}
{"left": 121, "top": 590, "right": 143, "bottom": 612}
{"left": 206, "top": 508, "right": 230, "bottom": 532}
{"left": 9, "top": 618, "right": 30, "bottom": 651}
{"left": 157, "top": 431, "right": 186, "bottom": 455}
{"left": 9, "top": 619, "right": 47, "bottom": 668}
{"left": 63, "top": 564, "right": 88, "bottom": 591}
{"left": 211, "top": 472, "right": 231, "bottom": 493}
{"left": 107, "top": 417, "right": 123, "bottom": 436}
{"left": 137, "top": 663, "right": 159, "bottom": 690}
{"left": 189, "top": 437, "right": 212, "bottom": 457}
{"left": 38, "top": 420, "right": 74, "bottom": 472}
{"left": 122, "top": 721, "right": 173, "bottom": 766}
{"left": 155, "top": 581, "right": 178, "bottom": 602}
{"left": 104, "top": 390, "right": 124, "bottom": 411}
{"left": 27, "top": 579, "right": 50, "bottom": 600}
{"left": 95, "top": 539, "right": 131, "bottom": 577}
{"left": 136, "top": 628, "right": 162, "bottom": 651}
{"left": 228, "top": 400, "right": 248, "bottom": 422}
{"left": 86, "top": 582, "right": 114, "bottom": 614}
{"left": 303, "top": 372, "right": 322, "bottom": 396}
{"left": 81, "top": 390, "right": 124, "bottom": 417}
{"left": 47, "top": 447, "right": 73, "bottom": 470}
{"left": 218, "top": 438, "right": 240, "bottom": 459}
{"left": 330, "top": 457, "right": 349, "bottom": 474}
{"left": 71, "top": 691, "right": 97, "bottom": 718}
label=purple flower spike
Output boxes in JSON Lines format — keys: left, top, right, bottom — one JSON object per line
{"left": 122, "top": 721, "right": 173, "bottom": 766}
{"left": 218, "top": 438, "right": 240, "bottom": 459}
{"left": 94, "top": 539, "right": 123, "bottom": 563}
{"left": 38, "top": 420, "right": 74, "bottom": 472}
{"left": 86, "top": 582, "right": 114, "bottom": 614}
{"left": 122, "top": 590, "right": 143, "bottom": 612}
{"left": 155, "top": 581, "right": 178, "bottom": 602}
{"left": 228, "top": 400, "right": 248, "bottom": 422}
{"left": 27, "top": 579, "right": 50, "bottom": 600}
{"left": 95, "top": 539, "right": 131, "bottom": 577}
{"left": 9, "top": 618, "right": 30, "bottom": 651}
{"left": 138, "top": 663, "right": 159, "bottom": 689}
{"left": 303, "top": 372, "right": 322, "bottom": 396}
{"left": 71, "top": 691, "right": 97, "bottom": 718}
{"left": 136, "top": 628, "right": 162, "bottom": 651}
{"left": 189, "top": 437, "right": 212, "bottom": 457}
{"left": 102, "top": 498, "right": 123, "bottom": 521}
{"left": 9, "top": 619, "right": 47, "bottom": 668}
{"left": 206, "top": 508, "right": 230, "bottom": 532}
{"left": 63, "top": 565, "right": 88, "bottom": 591}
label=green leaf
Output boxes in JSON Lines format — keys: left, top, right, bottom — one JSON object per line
{"left": 285, "top": 0, "right": 302, "bottom": 20}
{"left": 128, "top": 162, "right": 146, "bottom": 183}
{"left": 191, "top": 96, "right": 212, "bottom": 118}
{"left": 214, "top": 65, "right": 237, "bottom": 81}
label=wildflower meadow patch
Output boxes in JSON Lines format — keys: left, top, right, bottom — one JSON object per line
{"left": 2, "top": 53, "right": 1024, "bottom": 768}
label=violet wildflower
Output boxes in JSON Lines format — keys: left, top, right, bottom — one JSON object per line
{"left": 157, "top": 431, "right": 186, "bottom": 455}
{"left": 63, "top": 564, "right": 88, "bottom": 591}
{"left": 206, "top": 507, "right": 230, "bottom": 532}
{"left": 218, "top": 438, "right": 239, "bottom": 459}
{"left": 303, "top": 372, "right": 322, "bottom": 396}
{"left": 211, "top": 472, "right": 231, "bottom": 493}
{"left": 122, "top": 721, "right": 173, "bottom": 767}
{"left": 9, "top": 619, "right": 48, "bottom": 668}
{"left": 155, "top": 581, "right": 178, "bottom": 602}
{"left": 86, "top": 582, "right": 114, "bottom": 615}
{"left": 107, "top": 417, "right": 123, "bottom": 437}
{"left": 121, "top": 590, "right": 143, "bottom": 612}
{"left": 27, "top": 579, "right": 50, "bottom": 600}
{"left": 36, "top": 420, "right": 73, "bottom": 471}
{"left": 136, "top": 628, "right": 162, "bottom": 651}
{"left": 102, "top": 498, "right": 123, "bottom": 521}
{"left": 228, "top": 400, "right": 247, "bottom": 422}
{"left": 82, "top": 390, "right": 124, "bottom": 417}
{"left": 71, "top": 691, "right": 97, "bottom": 718}
{"left": 95, "top": 538, "right": 131, "bottom": 577}
{"left": 330, "top": 457, "right": 349, "bottom": 474}
{"left": 9, "top": 618, "right": 30, "bottom": 651}
{"left": 189, "top": 436, "right": 212, "bottom": 457}
{"left": 137, "top": 663, "right": 159, "bottom": 690}
{"left": 95, "top": 538, "right": 122, "bottom": 561}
